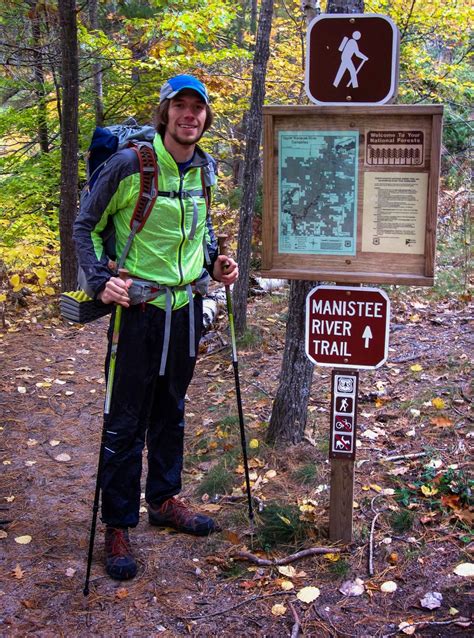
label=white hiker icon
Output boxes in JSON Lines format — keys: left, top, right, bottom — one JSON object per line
{"left": 340, "top": 398, "right": 349, "bottom": 411}
{"left": 333, "top": 31, "right": 368, "bottom": 89}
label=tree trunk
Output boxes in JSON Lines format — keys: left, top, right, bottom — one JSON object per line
{"left": 233, "top": 0, "right": 274, "bottom": 335}
{"left": 249, "top": 0, "right": 258, "bottom": 35}
{"left": 29, "top": 2, "right": 49, "bottom": 153}
{"left": 267, "top": 0, "right": 364, "bottom": 445}
{"left": 266, "top": 280, "right": 315, "bottom": 443}
{"left": 88, "top": 0, "right": 104, "bottom": 127}
{"left": 327, "top": 0, "right": 363, "bottom": 13}
{"left": 58, "top": 0, "right": 79, "bottom": 292}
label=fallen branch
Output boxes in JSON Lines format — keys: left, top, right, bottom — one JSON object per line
{"left": 183, "top": 590, "right": 288, "bottom": 620}
{"left": 383, "top": 618, "right": 471, "bottom": 637}
{"left": 232, "top": 546, "right": 341, "bottom": 566}
{"left": 380, "top": 451, "right": 426, "bottom": 462}
{"left": 368, "top": 512, "right": 381, "bottom": 576}
{"left": 289, "top": 601, "right": 301, "bottom": 638}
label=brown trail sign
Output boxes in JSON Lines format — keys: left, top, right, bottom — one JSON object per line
{"left": 305, "top": 14, "right": 399, "bottom": 106}
{"left": 305, "top": 285, "right": 390, "bottom": 370}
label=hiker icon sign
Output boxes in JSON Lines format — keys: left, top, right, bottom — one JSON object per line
{"left": 305, "top": 14, "right": 399, "bottom": 106}
{"left": 333, "top": 31, "right": 368, "bottom": 89}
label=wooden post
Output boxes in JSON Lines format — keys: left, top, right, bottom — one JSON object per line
{"left": 328, "top": 369, "right": 359, "bottom": 543}
{"left": 329, "top": 459, "right": 355, "bottom": 542}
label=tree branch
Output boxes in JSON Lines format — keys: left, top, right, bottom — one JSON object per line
{"left": 232, "top": 546, "right": 341, "bottom": 566}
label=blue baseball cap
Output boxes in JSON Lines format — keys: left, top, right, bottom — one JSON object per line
{"left": 159, "top": 75, "right": 209, "bottom": 104}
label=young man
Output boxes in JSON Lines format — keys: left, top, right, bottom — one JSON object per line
{"left": 73, "top": 75, "right": 238, "bottom": 581}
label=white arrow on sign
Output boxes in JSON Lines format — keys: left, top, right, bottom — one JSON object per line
{"left": 362, "top": 326, "right": 373, "bottom": 348}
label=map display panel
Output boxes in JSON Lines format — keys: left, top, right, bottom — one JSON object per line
{"left": 278, "top": 131, "right": 359, "bottom": 256}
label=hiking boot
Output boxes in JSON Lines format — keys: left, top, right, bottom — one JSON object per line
{"left": 148, "top": 497, "right": 221, "bottom": 536}
{"left": 104, "top": 527, "right": 137, "bottom": 580}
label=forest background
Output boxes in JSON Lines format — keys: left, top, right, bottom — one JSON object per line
{"left": 0, "top": 0, "right": 471, "bottom": 304}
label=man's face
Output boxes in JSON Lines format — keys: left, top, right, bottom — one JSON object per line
{"left": 165, "top": 90, "right": 207, "bottom": 147}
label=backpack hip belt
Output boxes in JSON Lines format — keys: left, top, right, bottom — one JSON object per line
{"left": 127, "top": 270, "right": 210, "bottom": 376}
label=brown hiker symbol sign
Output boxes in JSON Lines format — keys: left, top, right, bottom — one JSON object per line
{"left": 305, "top": 14, "right": 399, "bottom": 106}
{"left": 333, "top": 31, "right": 368, "bottom": 89}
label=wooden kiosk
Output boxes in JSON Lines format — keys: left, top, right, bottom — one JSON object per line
{"left": 261, "top": 105, "right": 443, "bottom": 287}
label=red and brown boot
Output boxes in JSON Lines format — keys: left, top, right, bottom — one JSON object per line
{"left": 148, "top": 497, "right": 221, "bottom": 536}
{"left": 104, "top": 527, "right": 137, "bottom": 580}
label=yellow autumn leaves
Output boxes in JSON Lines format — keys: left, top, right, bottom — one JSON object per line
{"left": 9, "top": 270, "right": 55, "bottom": 296}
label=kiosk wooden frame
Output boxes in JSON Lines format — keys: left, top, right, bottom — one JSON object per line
{"left": 261, "top": 105, "right": 443, "bottom": 286}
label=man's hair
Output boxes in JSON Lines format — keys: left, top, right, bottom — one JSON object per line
{"left": 153, "top": 97, "right": 214, "bottom": 137}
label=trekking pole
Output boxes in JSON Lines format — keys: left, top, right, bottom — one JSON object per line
{"left": 83, "top": 269, "right": 129, "bottom": 596}
{"left": 217, "top": 235, "right": 254, "bottom": 526}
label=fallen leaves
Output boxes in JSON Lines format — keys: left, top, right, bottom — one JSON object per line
{"left": 398, "top": 621, "right": 416, "bottom": 635}
{"left": 278, "top": 565, "right": 296, "bottom": 578}
{"left": 430, "top": 415, "right": 453, "bottom": 427}
{"left": 410, "top": 364, "right": 423, "bottom": 372}
{"left": 271, "top": 603, "right": 287, "bottom": 616}
{"left": 420, "top": 591, "right": 443, "bottom": 609}
{"left": 420, "top": 485, "right": 438, "bottom": 497}
{"left": 339, "top": 578, "right": 365, "bottom": 597}
{"left": 14, "top": 535, "right": 32, "bottom": 545}
{"left": 296, "top": 586, "right": 320, "bottom": 603}
{"left": 453, "top": 562, "right": 474, "bottom": 577}
{"left": 12, "top": 564, "right": 25, "bottom": 579}
{"left": 380, "top": 580, "right": 398, "bottom": 593}
{"left": 55, "top": 453, "right": 71, "bottom": 462}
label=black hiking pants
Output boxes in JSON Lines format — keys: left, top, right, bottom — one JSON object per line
{"left": 100, "top": 296, "right": 203, "bottom": 528}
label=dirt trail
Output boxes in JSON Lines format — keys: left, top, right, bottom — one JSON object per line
{"left": 0, "top": 294, "right": 472, "bottom": 637}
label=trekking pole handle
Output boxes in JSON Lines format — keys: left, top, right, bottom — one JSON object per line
{"left": 118, "top": 268, "right": 131, "bottom": 281}
{"left": 217, "top": 234, "right": 230, "bottom": 269}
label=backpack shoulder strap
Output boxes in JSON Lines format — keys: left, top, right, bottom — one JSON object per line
{"left": 115, "top": 141, "right": 158, "bottom": 271}
{"left": 128, "top": 141, "right": 159, "bottom": 232}
{"left": 200, "top": 167, "right": 212, "bottom": 214}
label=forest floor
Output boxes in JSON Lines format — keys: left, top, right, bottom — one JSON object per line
{"left": 0, "top": 281, "right": 472, "bottom": 638}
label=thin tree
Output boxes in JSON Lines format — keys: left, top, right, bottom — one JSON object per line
{"left": 58, "top": 0, "right": 79, "bottom": 291}
{"left": 28, "top": 1, "right": 49, "bottom": 153}
{"left": 266, "top": 0, "right": 364, "bottom": 445}
{"left": 233, "top": 0, "right": 274, "bottom": 335}
{"left": 88, "top": 0, "right": 104, "bottom": 127}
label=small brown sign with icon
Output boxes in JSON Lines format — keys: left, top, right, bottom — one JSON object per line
{"left": 306, "top": 14, "right": 399, "bottom": 106}
{"left": 330, "top": 370, "right": 359, "bottom": 460}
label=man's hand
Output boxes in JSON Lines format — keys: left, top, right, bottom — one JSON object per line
{"left": 213, "top": 255, "right": 238, "bottom": 286}
{"left": 98, "top": 276, "right": 133, "bottom": 307}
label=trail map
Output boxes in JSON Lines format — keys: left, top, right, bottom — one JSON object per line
{"left": 278, "top": 131, "right": 359, "bottom": 255}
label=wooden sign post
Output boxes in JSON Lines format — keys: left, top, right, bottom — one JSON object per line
{"left": 305, "top": 286, "right": 390, "bottom": 541}
{"left": 328, "top": 370, "right": 358, "bottom": 542}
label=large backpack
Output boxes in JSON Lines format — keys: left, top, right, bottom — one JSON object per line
{"left": 61, "top": 120, "right": 159, "bottom": 323}
{"left": 61, "top": 120, "right": 213, "bottom": 323}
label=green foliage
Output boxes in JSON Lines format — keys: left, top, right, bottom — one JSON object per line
{"left": 328, "top": 559, "right": 351, "bottom": 579}
{"left": 0, "top": 0, "right": 471, "bottom": 298}
{"left": 256, "top": 501, "right": 311, "bottom": 550}
{"left": 389, "top": 509, "right": 415, "bottom": 533}
{"left": 293, "top": 463, "right": 320, "bottom": 486}
{"left": 196, "top": 460, "right": 235, "bottom": 497}
{"left": 237, "top": 325, "right": 263, "bottom": 349}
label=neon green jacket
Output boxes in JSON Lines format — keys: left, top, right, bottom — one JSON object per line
{"left": 73, "top": 134, "right": 218, "bottom": 310}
